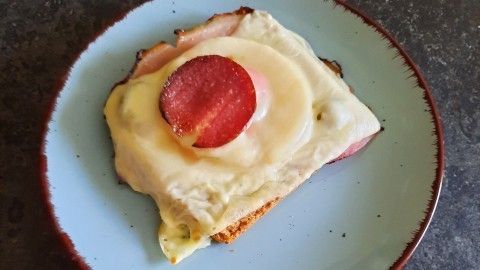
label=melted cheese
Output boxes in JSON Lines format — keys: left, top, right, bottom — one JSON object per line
{"left": 104, "top": 11, "right": 380, "bottom": 263}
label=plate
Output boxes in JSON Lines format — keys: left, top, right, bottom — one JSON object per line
{"left": 41, "top": 0, "right": 444, "bottom": 269}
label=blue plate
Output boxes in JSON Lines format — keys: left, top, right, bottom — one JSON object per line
{"left": 41, "top": 1, "right": 443, "bottom": 269}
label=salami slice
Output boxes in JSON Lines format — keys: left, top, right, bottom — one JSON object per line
{"left": 159, "top": 55, "right": 256, "bottom": 148}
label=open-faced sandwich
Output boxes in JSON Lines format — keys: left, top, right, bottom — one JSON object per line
{"left": 104, "top": 7, "right": 380, "bottom": 264}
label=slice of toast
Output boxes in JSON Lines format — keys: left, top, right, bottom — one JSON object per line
{"left": 117, "top": 7, "right": 376, "bottom": 245}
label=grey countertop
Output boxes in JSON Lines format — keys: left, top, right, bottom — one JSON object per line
{"left": 0, "top": 1, "right": 478, "bottom": 269}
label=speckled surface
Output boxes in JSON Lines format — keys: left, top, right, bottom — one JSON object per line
{"left": 0, "top": 1, "right": 478, "bottom": 269}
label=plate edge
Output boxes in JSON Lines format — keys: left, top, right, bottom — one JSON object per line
{"left": 333, "top": 1, "right": 445, "bottom": 269}
{"left": 36, "top": 2, "right": 153, "bottom": 269}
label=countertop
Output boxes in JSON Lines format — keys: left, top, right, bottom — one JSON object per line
{"left": 0, "top": 1, "right": 478, "bottom": 269}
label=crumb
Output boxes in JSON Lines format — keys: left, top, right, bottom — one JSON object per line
{"left": 400, "top": 164, "right": 404, "bottom": 167}
{"left": 130, "top": 225, "right": 133, "bottom": 228}
{"left": 357, "top": 181, "right": 360, "bottom": 184}
{"left": 76, "top": 154, "right": 80, "bottom": 158}
{"left": 377, "top": 214, "right": 381, "bottom": 218}
{"left": 329, "top": 230, "right": 332, "bottom": 233}
{"left": 172, "top": 10, "right": 176, "bottom": 13}
{"left": 229, "top": 249, "right": 234, "bottom": 252}
{"left": 342, "top": 233, "right": 346, "bottom": 238}
{"left": 380, "top": 127, "right": 385, "bottom": 132}
{"left": 382, "top": 119, "right": 386, "bottom": 122}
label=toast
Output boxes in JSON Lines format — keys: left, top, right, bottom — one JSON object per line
{"left": 117, "top": 7, "right": 376, "bottom": 245}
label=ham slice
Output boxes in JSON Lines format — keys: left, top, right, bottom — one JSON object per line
{"left": 329, "top": 135, "right": 376, "bottom": 163}
{"left": 126, "top": 6, "right": 375, "bottom": 163}
{"left": 130, "top": 7, "right": 253, "bottom": 79}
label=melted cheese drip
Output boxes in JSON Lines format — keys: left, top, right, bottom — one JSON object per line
{"left": 104, "top": 11, "right": 380, "bottom": 263}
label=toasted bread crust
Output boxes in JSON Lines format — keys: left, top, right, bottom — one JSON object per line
{"left": 212, "top": 197, "right": 281, "bottom": 243}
